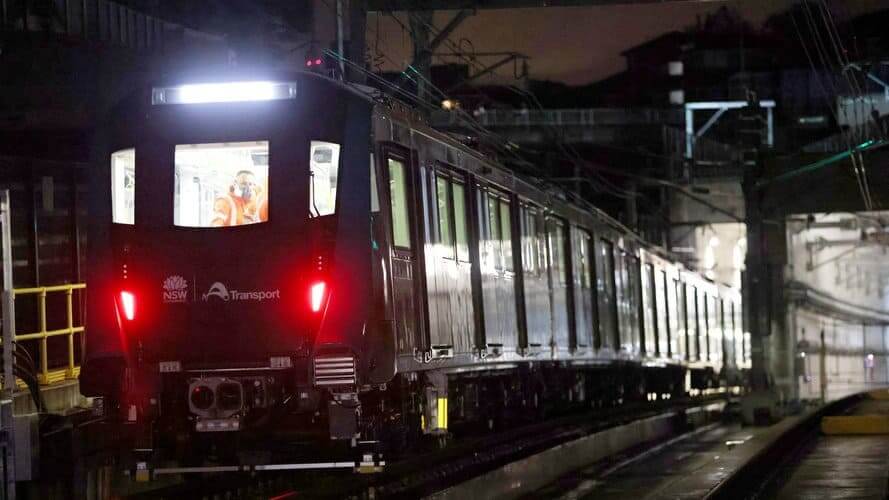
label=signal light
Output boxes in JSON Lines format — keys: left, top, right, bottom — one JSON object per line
{"left": 120, "top": 291, "right": 136, "bottom": 321}
{"left": 310, "top": 281, "right": 327, "bottom": 313}
{"left": 314, "top": 58, "right": 322, "bottom": 66}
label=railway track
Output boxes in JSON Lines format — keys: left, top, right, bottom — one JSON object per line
{"left": 115, "top": 394, "right": 727, "bottom": 499}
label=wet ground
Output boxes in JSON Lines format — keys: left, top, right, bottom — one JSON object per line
{"left": 773, "top": 398, "right": 889, "bottom": 500}
{"left": 528, "top": 421, "right": 780, "bottom": 499}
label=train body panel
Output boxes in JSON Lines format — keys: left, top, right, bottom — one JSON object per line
{"left": 83, "top": 73, "right": 750, "bottom": 451}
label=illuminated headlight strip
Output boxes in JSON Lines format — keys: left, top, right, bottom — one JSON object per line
{"left": 151, "top": 81, "right": 297, "bottom": 105}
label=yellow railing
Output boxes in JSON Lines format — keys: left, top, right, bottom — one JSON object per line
{"left": 10, "top": 283, "right": 86, "bottom": 385}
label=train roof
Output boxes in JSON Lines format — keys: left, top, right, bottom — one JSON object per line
{"left": 342, "top": 79, "right": 733, "bottom": 291}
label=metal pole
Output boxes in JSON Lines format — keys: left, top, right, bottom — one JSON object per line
{"left": 1, "top": 190, "right": 17, "bottom": 499}
{"left": 335, "top": 0, "right": 345, "bottom": 77}
{"left": 819, "top": 329, "right": 827, "bottom": 403}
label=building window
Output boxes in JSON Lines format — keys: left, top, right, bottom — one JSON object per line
{"left": 174, "top": 141, "right": 269, "bottom": 228}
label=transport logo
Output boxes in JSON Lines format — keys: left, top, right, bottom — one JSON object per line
{"left": 162, "top": 275, "right": 189, "bottom": 303}
{"left": 201, "top": 281, "right": 280, "bottom": 302}
{"left": 203, "top": 282, "right": 231, "bottom": 301}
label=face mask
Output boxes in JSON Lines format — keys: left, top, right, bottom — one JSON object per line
{"left": 233, "top": 181, "right": 254, "bottom": 201}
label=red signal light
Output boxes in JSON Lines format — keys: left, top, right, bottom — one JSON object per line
{"left": 306, "top": 59, "right": 313, "bottom": 67}
{"left": 120, "top": 291, "right": 136, "bottom": 321}
{"left": 314, "top": 58, "right": 322, "bottom": 66}
{"left": 310, "top": 281, "right": 327, "bottom": 313}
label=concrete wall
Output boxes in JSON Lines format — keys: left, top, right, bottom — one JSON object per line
{"left": 784, "top": 212, "right": 889, "bottom": 401}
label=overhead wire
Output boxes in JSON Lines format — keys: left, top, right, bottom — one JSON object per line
{"left": 795, "top": 1, "right": 873, "bottom": 210}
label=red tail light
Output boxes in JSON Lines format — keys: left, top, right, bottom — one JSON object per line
{"left": 310, "top": 281, "right": 327, "bottom": 313}
{"left": 120, "top": 291, "right": 136, "bottom": 321}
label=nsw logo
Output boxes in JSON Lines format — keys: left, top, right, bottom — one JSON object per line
{"left": 162, "top": 275, "right": 189, "bottom": 303}
{"left": 202, "top": 282, "right": 231, "bottom": 302}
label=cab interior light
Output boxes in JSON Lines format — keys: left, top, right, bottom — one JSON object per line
{"left": 152, "top": 81, "right": 297, "bottom": 105}
{"left": 120, "top": 291, "right": 136, "bottom": 321}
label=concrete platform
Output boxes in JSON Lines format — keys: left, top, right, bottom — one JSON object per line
{"left": 774, "top": 396, "right": 889, "bottom": 500}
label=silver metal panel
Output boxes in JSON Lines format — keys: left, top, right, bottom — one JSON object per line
{"left": 547, "top": 219, "right": 570, "bottom": 353}
{"left": 522, "top": 207, "right": 551, "bottom": 350}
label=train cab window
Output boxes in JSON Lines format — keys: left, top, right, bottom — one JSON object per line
{"left": 388, "top": 158, "right": 411, "bottom": 249}
{"left": 173, "top": 141, "right": 269, "bottom": 228}
{"left": 309, "top": 141, "right": 341, "bottom": 217}
{"left": 436, "top": 176, "right": 454, "bottom": 252}
{"left": 111, "top": 148, "right": 135, "bottom": 224}
{"left": 453, "top": 182, "right": 469, "bottom": 262}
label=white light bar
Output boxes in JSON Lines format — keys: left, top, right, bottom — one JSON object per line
{"left": 152, "top": 81, "right": 297, "bottom": 105}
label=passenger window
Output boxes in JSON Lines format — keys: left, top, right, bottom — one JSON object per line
{"left": 388, "top": 158, "right": 411, "bottom": 249}
{"left": 550, "top": 220, "right": 567, "bottom": 284}
{"left": 453, "top": 182, "right": 469, "bottom": 262}
{"left": 487, "top": 194, "right": 502, "bottom": 269}
{"left": 520, "top": 206, "right": 537, "bottom": 274}
{"left": 111, "top": 149, "right": 135, "bottom": 225}
{"left": 500, "top": 200, "right": 513, "bottom": 272}
{"left": 436, "top": 176, "right": 454, "bottom": 252}
{"left": 174, "top": 141, "right": 269, "bottom": 228}
{"left": 309, "top": 141, "right": 341, "bottom": 217}
{"left": 578, "top": 230, "right": 592, "bottom": 288}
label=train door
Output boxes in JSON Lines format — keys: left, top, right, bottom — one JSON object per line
{"left": 596, "top": 238, "right": 619, "bottom": 352}
{"left": 429, "top": 167, "right": 474, "bottom": 356}
{"left": 674, "top": 279, "right": 687, "bottom": 361}
{"left": 686, "top": 284, "right": 699, "bottom": 361}
{"left": 546, "top": 217, "right": 571, "bottom": 354}
{"left": 519, "top": 202, "right": 550, "bottom": 352}
{"left": 642, "top": 263, "right": 658, "bottom": 357}
{"left": 379, "top": 144, "right": 427, "bottom": 357}
{"left": 477, "top": 186, "right": 518, "bottom": 355}
{"left": 571, "top": 227, "right": 594, "bottom": 352}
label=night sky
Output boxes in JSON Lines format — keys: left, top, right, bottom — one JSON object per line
{"left": 366, "top": 0, "right": 887, "bottom": 85}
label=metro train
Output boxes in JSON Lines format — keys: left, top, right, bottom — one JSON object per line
{"left": 81, "top": 72, "right": 750, "bottom": 457}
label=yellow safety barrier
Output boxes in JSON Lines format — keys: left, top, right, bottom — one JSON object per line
{"left": 821, "top": 415, "right": 889, "bottom": 435}
{"left": 8, "top": 283, "right": 86, "bottom": 385}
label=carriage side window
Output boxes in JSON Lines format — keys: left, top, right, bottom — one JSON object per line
{"left": 487, "top": 194, "right": 502, "bottom": 269}
{"left": 549, "top": 220, "right": 567, "bottom": 284}
{"left": 388, "top": 158, "right": 411, "bottom": 249}
{"left": 111, "top": 149, "right": 135, "bottom": 224}
{"left": 500, "top": 200, "right": 513, "bottom": 272}
{"left": 174, "top": 141, "right": 269, "bottom": 228}
{"left": 520, "top": 206, "right": 538, "bottom": 274}
{"left": 436, "top": 176, "right": 454, "bottom": 253}
{"left": 453, "top": 182, "right": 469, "bottom": 262}
{"left": 309, "top": 141, "right": 341, "bottom": 217}
{"left": 578, "top": 230, "right": 592, "bottom": 289}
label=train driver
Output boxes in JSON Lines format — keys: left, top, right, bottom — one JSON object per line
{"left": 211, "top": 170, "right": 268, "bottom": 226}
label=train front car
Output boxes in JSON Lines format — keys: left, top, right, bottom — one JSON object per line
{"left": 81, "top": 74, "right": 387, "bottom": 454}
